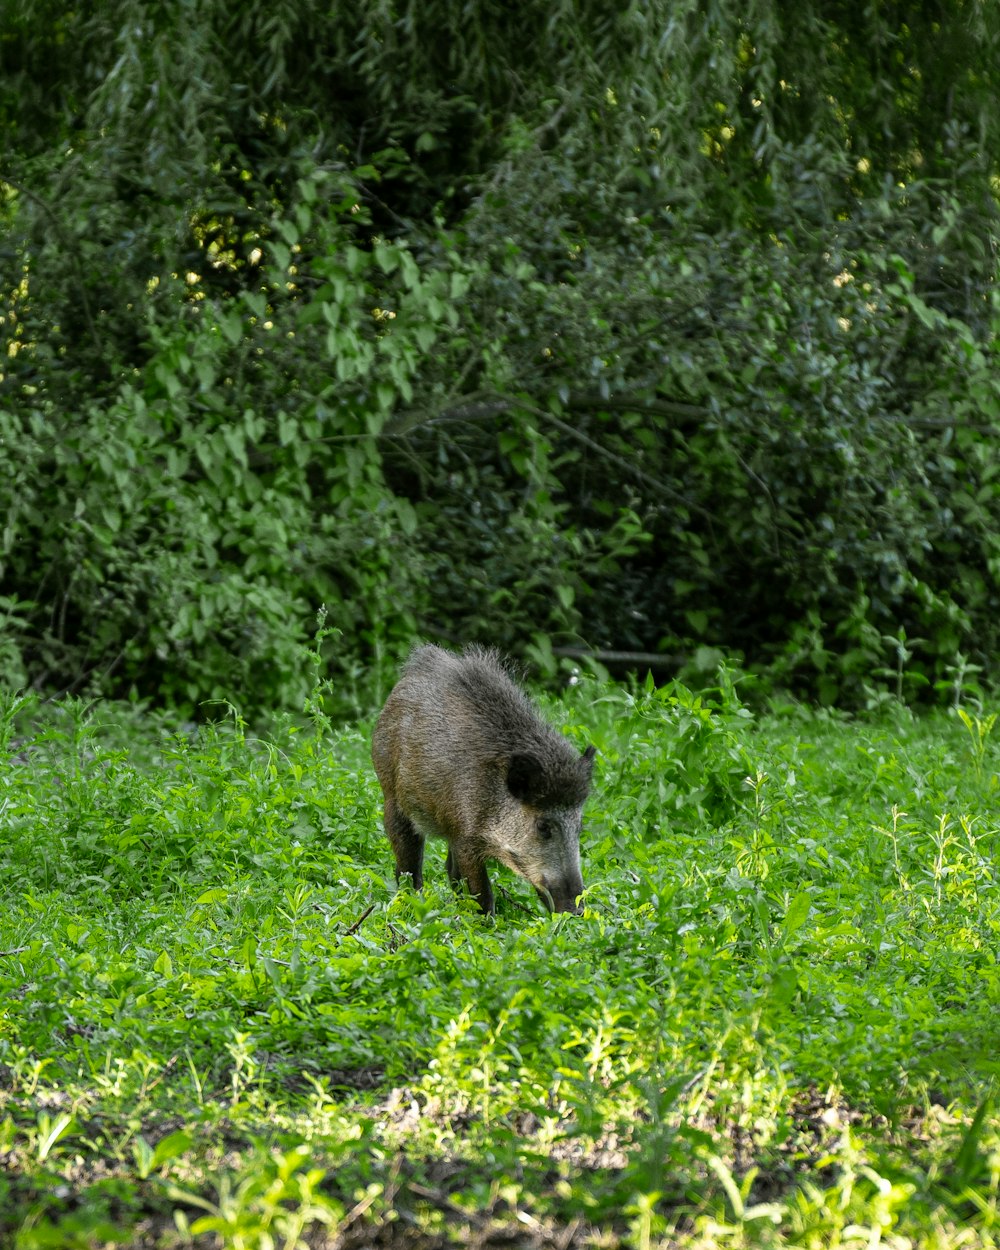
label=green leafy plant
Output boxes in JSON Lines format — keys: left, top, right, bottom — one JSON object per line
{"left": 956, "top": 707, "right": 997, "bottom": 786}
{"left": 2, "top": 682, "right": 1000, "bottom": 1246}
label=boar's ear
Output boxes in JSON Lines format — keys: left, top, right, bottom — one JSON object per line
{"left": 581, "top": 744, "right": 596, "bottom": 773}
{"left": 507, "top": 752, "right": 543, "bottom": 802}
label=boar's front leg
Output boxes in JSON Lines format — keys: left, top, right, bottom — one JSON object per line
{"left": 384, "top": 797, "right": 424, "bottom": 890}
{"left": 445, "top": 844, "right": 494, "bottom": 915}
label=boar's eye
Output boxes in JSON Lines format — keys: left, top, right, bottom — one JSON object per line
{"left": 537, "top": 817, "right": 557, "bottom": 841}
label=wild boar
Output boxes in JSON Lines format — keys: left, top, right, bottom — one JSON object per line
{"left": 371, "top": 644, "right": 595, "bottom": 915}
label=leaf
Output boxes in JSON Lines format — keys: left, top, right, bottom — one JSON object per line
{"left": 952, "top": 1098, "right": 992, "bottom": 1188}
{"left": 705, "top": 1152, "right": 744, "bottom": 1219}
{"left": 195, "top": 888, "right": 228, "bottom": 906}
{"left": 413, "top": 325, "right": 436, "bottom": 352}
{"left": 36, "top": 1113, "right": 75, "bottom": 1162}
{"left": 375, "top": 244, "right": 399, "bottom": 274}
{"left": 152, "top": 1129, "right": 195, "bottom": 1170}
{"left": 782, "top": 890, "right": 812, "bottom": 939}
{"left": 133, "top": 1135, "right": 155, "bottom": 1179}
{"left": 194, "top": 359, "right": 216, "bottom": 391}
{"left": 219, "top": 312, "right": 243, "bottom": 345}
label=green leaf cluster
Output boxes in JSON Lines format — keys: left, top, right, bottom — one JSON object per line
{"left": 2, "top": 1, "right": 1000, "bottom": 710}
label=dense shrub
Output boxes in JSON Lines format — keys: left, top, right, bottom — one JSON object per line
{"left": 2, "top": 1, "right": 999, "bottom": 713}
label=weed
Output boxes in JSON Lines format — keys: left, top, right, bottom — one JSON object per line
{"left": 0, "top": 683, "right": 998, "bottom": 1246}
{"left": 957, "top": 706, "right": 997, "bottom": 786}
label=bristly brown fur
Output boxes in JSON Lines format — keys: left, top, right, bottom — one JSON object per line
{"left": 404, "top": 644, "right": 592, "bottom": 807}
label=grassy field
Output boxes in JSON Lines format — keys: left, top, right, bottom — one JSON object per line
{"left": 1, "top": 674, "right": 998, "bottom": 1249}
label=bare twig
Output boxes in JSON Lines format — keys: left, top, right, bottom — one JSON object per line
{"left": 383, "top": 390, "right": 710, "bottom": 438}
{"left": 496, "top": 885, "right": 536, "bottom": 916}
{"left": 337, "top": 1154, "right": 402, "bottom": 1244}
{"left": 386, "top": 389, "right": 714, "bottom": 518}
{"left": 407, "top": 1181, "right": 488, "bottom": 1226}
{"left": 552, "top": 647, "right": 680, "bottom": 668}
{"left": 337, "top": 1186, "right": 381, "bottom": 1233}
{"left": 568, "top": 393, "right": 710, "bottom": 422}
{"left": 905, "top": 417, "right": 999, "bottom": 433}
{"left": 344, "top": 902, "right": 376, "bottom": 936}
{"left": 383, "top": 393, "right": 510, "bottom": 437}
{"left": 541, "top": 405, "right": 714, "bottom": 519}
{"left": 557, "top": 1215, "right": 585, "bottom": 1250}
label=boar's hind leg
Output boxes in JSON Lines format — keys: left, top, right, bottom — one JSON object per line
{"left": 445, "top": 845, "right": 495, "bottom": 916}
{"left": 385, "top": 798, "right": 424, "bottom": 890}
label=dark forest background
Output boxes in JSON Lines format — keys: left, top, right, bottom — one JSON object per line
{"left": 2, "top": 1, "right": 999, "bottom": 716}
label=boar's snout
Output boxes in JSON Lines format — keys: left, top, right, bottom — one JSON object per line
{"left": 537, "top": 874, "right": 585, "bottom": 916}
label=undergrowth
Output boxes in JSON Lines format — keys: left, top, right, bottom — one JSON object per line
{"left": 0, "top": 675, "right": 998, "bottom": 1248}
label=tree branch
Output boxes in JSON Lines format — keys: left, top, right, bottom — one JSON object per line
{"left": 383, "top": 390, "right": 711, "bottom": 437}
{"left": 383, "top": 390, "right": 714, "bottom": 519}
{"left": 553, "top": 646, "right": 681, "bottom": 668}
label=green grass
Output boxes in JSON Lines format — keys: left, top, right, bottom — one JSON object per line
{"left": 1, "top": 677, "right": 999, "bottom": 1249}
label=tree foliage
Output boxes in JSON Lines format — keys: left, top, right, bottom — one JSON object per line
{"left": 2, "top": 0, "right": 999, "bottom": 712}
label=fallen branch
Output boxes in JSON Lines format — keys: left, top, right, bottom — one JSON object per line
{"left": 344, "top": 902, "right": 376, "bottom": 937}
